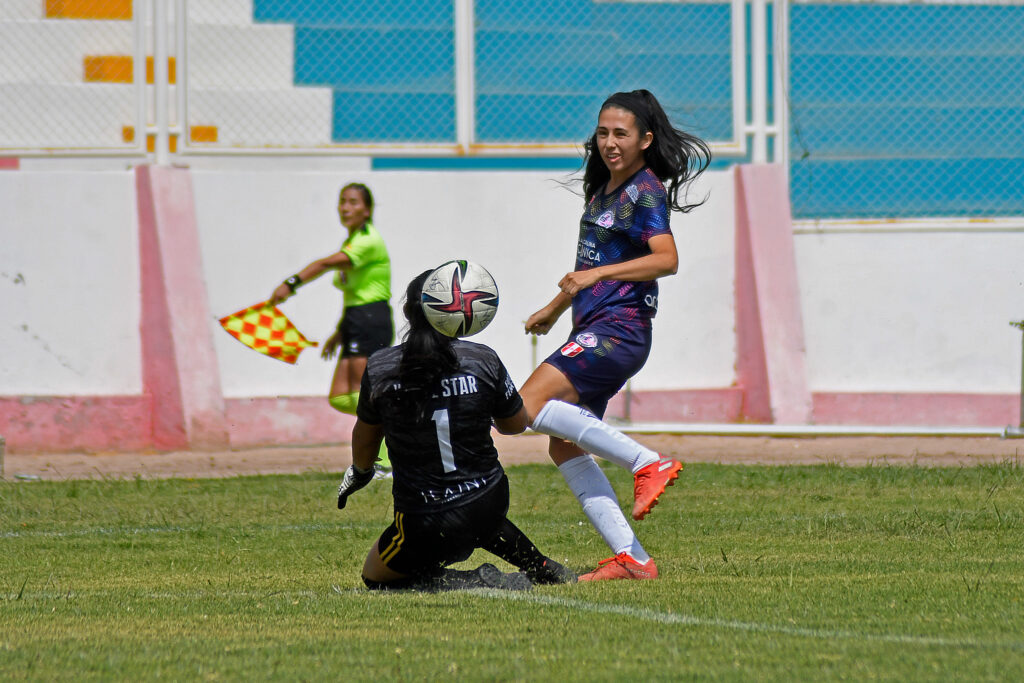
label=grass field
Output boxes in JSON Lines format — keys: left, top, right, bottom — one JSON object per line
{"left": 2, "top": 461, "right": 1024, "bottom": 681}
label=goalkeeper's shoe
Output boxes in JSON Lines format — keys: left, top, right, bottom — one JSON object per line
{"left": 337, "top": 465, "right": 375, "bottom": 509}
{"left": 632, "top": 456, "right": 683, "bottom": 521}
{"left": 524, "top": 558, "right": 577, "bottom": 585}
{"left": 578, "top": 554, "right": 658, "bottom": 582}
{"left": 423, "top": 564, "right": 533, "bottom": 592}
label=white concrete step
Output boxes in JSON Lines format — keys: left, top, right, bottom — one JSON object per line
{"left": 0, "top": 20, "right": 134, "bottom": 84}
{"left": 188, "top": 87, "right": 334, "bottom": 148}
{"left": 0, "top": 83, "right": 136, "bottom": 148}
{"left": 187, "top": 23, "right": 295, "bottom": 89}
{"left": 0, "top": 0, "right": 44, "bottom": 20}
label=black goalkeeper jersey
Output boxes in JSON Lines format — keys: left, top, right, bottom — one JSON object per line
{"left": 356, "top": 340, "right": 524, "bottom": 513}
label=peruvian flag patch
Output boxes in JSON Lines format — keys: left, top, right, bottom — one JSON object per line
{"left": 560, "top": 341, "right": 584, "bottom": 357}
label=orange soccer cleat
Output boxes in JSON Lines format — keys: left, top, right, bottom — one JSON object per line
{"left": 632, "top": 456, "right": 683, "bottom": 520}
{"left": 579, "top": 554, "right": 658, "bottom": 581}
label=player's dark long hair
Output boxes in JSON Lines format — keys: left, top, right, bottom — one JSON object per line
{"left": 582, "top": 89, "right": 711, "bottom": 213}
{"left": 390, "top": 269, "right": 458, "bottom": 422}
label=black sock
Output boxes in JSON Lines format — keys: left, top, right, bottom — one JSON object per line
{"left": 481, "top": 519, "right": 547, "bottom": 572}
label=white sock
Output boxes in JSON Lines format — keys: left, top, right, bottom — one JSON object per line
{"left": 557, "top": 455, "right": 650, "bottom": 563}
{"left": 533, "top": 400, "right": 659, "bottom": 473}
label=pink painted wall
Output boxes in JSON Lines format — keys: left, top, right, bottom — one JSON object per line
{"left": 225, "top": 397, "right": 354, "bottom": 449}
{"left": 137, "top": 166, "right": 228, "bottom": 449}
{"left": 734, "top": 165, "right": 813, "bottom": 424}
{"left": 0, "top": 396, "right": 151, "bottom": 452}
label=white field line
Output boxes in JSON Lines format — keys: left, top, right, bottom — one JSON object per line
{"left": 7, "top": 583, "right": 1024, "bottom": 653}
{"left": 477, "top": 591, "right": 1024, "bottom": 653}
{"left": 0, "top": 521, "right": 350, "bottom": 539}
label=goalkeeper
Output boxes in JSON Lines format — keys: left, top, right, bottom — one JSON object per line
{"left": 336, "top": 270, "right": 576, "bottom": 591}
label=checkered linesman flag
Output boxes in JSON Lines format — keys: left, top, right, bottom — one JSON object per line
{"left": 219, "top": 302, "right": 317, "bottom": 364}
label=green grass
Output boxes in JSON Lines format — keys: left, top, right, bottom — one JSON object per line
{"left": 2, "top": 461, "right": 1024, "bottom": 681}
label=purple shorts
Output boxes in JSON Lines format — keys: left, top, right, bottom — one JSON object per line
{"left": 542, "top": 322, "right": 652, "bottom": 418}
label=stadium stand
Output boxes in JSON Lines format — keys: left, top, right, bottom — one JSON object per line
{"left": 0, "top": 0, "right": 332, "bottom": 150}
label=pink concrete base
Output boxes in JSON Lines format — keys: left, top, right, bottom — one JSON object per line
{"left": 137, "top": 165, "right": 228, "bottom": 449}
{"left": 225, "top": 397, "right": 356, "bottom": 449}
{"left": 734, "top": 164, "right": 812, "bottom": 424}
{"left": 604, "top": 388, "right": 745, "bottom": 423}
{"left": 0, "top": 396, "right": 151, "bottom": 453}
{"left": 0, "top": 157, "right": 19, "bottom": 170}
{"left": 2, "top": 390, "right": 1017, "bottom": 452}
{"left": 812, "top": 392, "right": 1020, "bottom": 427}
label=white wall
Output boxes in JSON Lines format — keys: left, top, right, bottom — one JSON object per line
{"left": 0, "top": 171, "right": 141, "bottom": 395}
{"left": 192, "top": 168, "right": 738, "bottom": 397}
{"left": 796, "top": 226, "right": 1024, "bottom": 393}
{"left": 5, "top": 166, "right": 1019, "bottom": 403}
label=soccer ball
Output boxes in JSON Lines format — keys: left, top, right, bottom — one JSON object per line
{"left": 421, "top": 260, "right": 499, "bottom": 338}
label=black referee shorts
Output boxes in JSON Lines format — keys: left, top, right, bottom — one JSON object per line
{"left": 338, "top": 300, "right": 394, "bottom": 358}
{"left": 375, "top": 476, "right": 510, "bottom": 577}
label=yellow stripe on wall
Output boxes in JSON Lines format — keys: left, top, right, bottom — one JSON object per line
{"left": 47, "top": 0, "right": 132, "bottom": 20}
{"left": 122, "top": 126, "right": 219, "bottom": 149}
{"left": 189, "top": 126, "right": 218, "bottom": 143}
{"left": 84, "top": 56, "right": 177, "bottom": 84}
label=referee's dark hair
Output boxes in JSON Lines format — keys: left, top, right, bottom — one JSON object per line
{"left": 390, "top": 270, "right": 458, "bottom": 422}
{"left": 582, "top": 89, "right": 711, "bottom": 213}
{"left": 340, "top": 182, "right": 374, "bottom": 216}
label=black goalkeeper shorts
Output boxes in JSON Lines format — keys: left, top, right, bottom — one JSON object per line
{"left": 375, "top": 475, "right": 510, "bottom": 577}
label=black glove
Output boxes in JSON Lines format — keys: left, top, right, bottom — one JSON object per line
{"left": 337, "top": 465, "right": 375, "bottom": 509}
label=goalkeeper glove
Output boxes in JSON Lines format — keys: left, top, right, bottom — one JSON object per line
{"left": 337, "top": 465, "right": 375, "bottom": 509}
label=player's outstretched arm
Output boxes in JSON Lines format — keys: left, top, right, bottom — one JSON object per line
{"left": 493, "top": 406, "right": 531, "bottom": 435}
{"left": 270, "top": 251, "right": 354, "bottom": 304}
{"left": 525, "top": 292, "right": 571, "bottom": 335}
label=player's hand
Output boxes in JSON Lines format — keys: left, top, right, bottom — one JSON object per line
{"left": 558, "top": 270, "right": 600, "bottom": 296}
{"left": 269, "top": 283, "right": 291, "bottom": 305}
{"left": 337, "top": 465, "right": 375, "bottom": 509}
{"left": 525, "top": 308, "right": 558, "bottom": 335}
{"left": 321, "top": 331, "right": 340, "bottom": 360}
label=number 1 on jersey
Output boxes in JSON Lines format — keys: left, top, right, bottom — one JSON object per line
{"left": 431, "top": 409, "right": 456, "bottom": 472}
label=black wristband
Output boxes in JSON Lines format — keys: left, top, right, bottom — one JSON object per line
{"left": 284, "top": 275, "right": 302, "bottom": 293}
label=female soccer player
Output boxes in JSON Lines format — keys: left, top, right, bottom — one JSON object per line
{"left": 335, "top": 270, "right": 576, "bottom": 591}
{"left": 270, "top": 183, "right": 394, "bottom": 469}
{"left": 520, "top": 89, "right": 711, "bottom": 581}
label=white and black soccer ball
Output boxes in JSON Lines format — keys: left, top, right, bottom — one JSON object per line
{"left": 421, "top": 260, "right": 499, "bottom": 338}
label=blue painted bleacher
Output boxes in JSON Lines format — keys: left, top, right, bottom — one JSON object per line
{"left": 251, "top": 0, "right": 1024, "bottom": 218}
{"left": 789, "top": 4, "right": 1024, "bottom": 217}
{"left": 254, "top": 0, "right": 732, "bottom": 145}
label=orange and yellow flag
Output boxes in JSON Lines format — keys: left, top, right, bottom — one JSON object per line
{"left": 219, "top": 302, "right": 317, "bottom": 365}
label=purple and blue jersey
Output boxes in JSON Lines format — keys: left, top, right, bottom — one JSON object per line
{"left": 543, "top": 166, "right": 672, "bottom": 417}
{"left": 571, "top": 166, "right": 672, "bottom": 331}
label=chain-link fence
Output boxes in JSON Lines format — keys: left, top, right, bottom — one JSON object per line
{"left": 788, "top": 2, "right": 1024, "bottom": 219}
{"left": 5, "top": 1, "right": 1021, "bottom": 220}
{"left": 473, "top": 0, "right": 735, "bottom": 145}
{"left": 0, "top": 0, "right": 146, "bottom": 153}
{"left": 185, "top": 0, "right": 737, "bottom": 151}
{"left": 1, "top": 0, "right": 738, "bottom": 154}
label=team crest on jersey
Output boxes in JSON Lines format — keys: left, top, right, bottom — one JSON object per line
{"left": 626, "top": 184, "right": 640, "bottom": 203}
{"left": 560, "top": 341, "right": 584, "bottom": 357}
{"left": 597, "top": 210, "right": 615, "bottom": 228}
{"left": 575, "top": 332, "right": 598, "bottom": 348}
